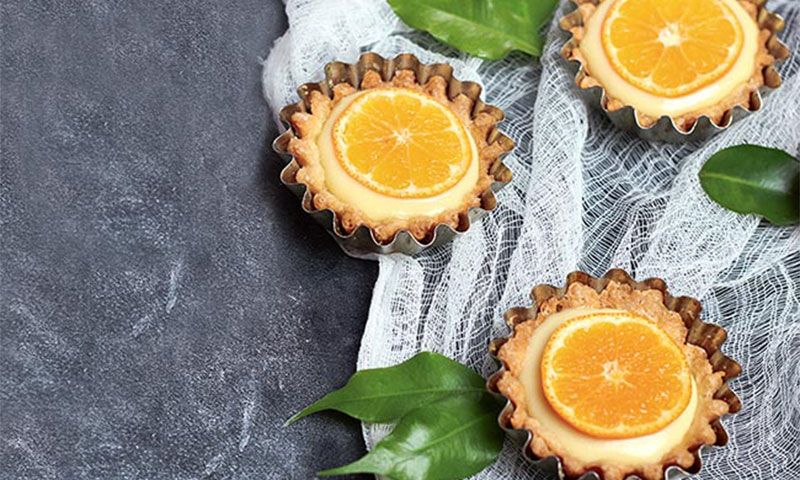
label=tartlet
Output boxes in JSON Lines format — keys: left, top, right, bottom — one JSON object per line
{"left": 273, "top": 53, "right": 514, "bottom": 258}
{"left": 488, "top": 270, "right": 741, "bottom": 480}
{"left": 560, "top": 0, "right": 790, "bottom": 142}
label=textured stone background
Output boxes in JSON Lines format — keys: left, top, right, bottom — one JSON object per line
{"left": 1, "top": 1, "right": 374, "bottom": 478}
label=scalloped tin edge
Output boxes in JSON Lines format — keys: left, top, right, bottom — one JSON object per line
{"left": 272, "top": 52, "right": 514, "bottom": 260}
{"left": 559, "top": 0, "right": 791, "bottom": 143}
{"left": 487, "top": 269, "right": 742, "bottom": 480}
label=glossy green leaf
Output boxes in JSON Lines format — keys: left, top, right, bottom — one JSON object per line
{"left": 286, "top": 352, "right": 486, "bottom": 424}
{"left": 318, "top": 394, "right": 504, "bottom": 480}
{"left": 699, "top": 145, "right": 799, "bottom": 226}
{"left": 387, "top": 0, "right": 559, "bottom": 60}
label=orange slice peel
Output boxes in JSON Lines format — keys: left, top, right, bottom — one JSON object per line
{"left": 602, "top": 0, "right": 744, "bottom": 98}
{"left": 332, "top": 88, "right": 474, "bottom": 199}
{"left": 540, "top": 311, "right": 692, "bottom": 439}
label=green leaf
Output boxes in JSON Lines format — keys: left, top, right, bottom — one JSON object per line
{"left": 318, "top": 394, "right": 504, "bottom": 480}
{"left": 387, "top": 0, "right": 559, "bottom": 60}
{"left": 286, "top": 352, "right": 486, "bottom": 425}
{"left": 699, "top": 145, "right": 800, "bottom": 226}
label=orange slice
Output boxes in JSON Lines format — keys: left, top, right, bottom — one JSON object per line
{"left": 332, "top": 88, "right": 474, "bottom": 198}
{"left": 540, "top": 311, "right": 692, "bottom": 439}
{"left": 602, "top": 0, "right": 744, "bottom": 98}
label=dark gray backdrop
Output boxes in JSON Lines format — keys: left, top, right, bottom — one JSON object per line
{"left": 1, "top": 1, "right": 374, "bottom": 478}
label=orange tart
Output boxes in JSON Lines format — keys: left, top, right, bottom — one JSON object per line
{"left": 489, "top": 270, "right": 741, "bottom": 480}
{"left": 273, "top": 53, "right": 513, "bottom": 255}
{"left": 560, "top": 0, "right": 790, "bottom": 140}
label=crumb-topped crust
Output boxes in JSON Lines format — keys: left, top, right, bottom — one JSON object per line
{"left": 490, "top": 270, "right": 741, "bottom": 480}
{"left": 284, "top": 67, "right": 512, "bottom": 244}
{"left": 560, "top": 0, "right": 789, "bottom": 133}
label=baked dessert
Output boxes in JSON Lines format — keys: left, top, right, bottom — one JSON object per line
{"left": 274, "top": 53, "right": 513, "bottom": 254}
{"left": 489, "top": 270, "right": 741, "bottom": 480}
{"left": 561, "top": 0, "right": 789, "bottom": 139}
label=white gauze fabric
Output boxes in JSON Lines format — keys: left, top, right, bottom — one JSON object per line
{"left": 264, "top": 1, "right": 800, "bottom": 477}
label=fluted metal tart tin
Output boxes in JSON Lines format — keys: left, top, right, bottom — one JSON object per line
{"left": 272, "top": 53, "right": 514, "bottom": 260}
{"left": 487, "top": 269, "right": 742, "bottom": 480}
{"left": 559, "top": 0, "right": 790, "bottom": 143}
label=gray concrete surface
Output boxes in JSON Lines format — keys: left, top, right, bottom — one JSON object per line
{"left": 1, "top": 1, "right": 375, "bottom": 478}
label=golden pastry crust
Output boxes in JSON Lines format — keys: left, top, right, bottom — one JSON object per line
{"left": 285, "top": 69, "right": 511, "bottom": 244}
{"left": 495, "top": 280, "right": 732, "bottom": 480}
{"left": 561, "top": 0, "right": 785, "bottom": 133}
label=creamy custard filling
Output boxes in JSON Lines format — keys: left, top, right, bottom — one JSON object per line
{"left": 315, "top": 91, "right": 480, "bottom": 222}
{"left": 520, "top": 307, "right": 698, "bottom": 465}
{"left": 579, "top": 0, "right": 760, "bottom": 118}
